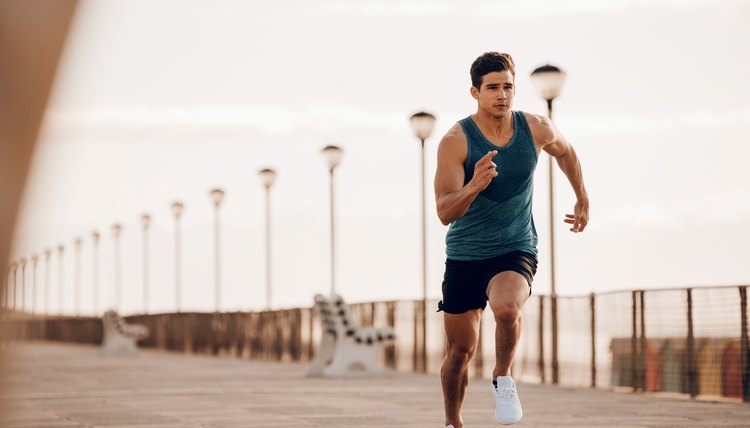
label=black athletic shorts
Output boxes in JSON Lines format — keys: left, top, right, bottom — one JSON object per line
{"left": 437, "top": 250, "right": 538, "bottom": 314}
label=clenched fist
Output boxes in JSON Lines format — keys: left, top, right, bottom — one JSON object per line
{"left": 468, "top": 150, "right": 498, "bottom": 193}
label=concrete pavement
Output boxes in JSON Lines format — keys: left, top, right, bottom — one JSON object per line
{"left": 1, "top": 341, "right": 748, "bottom": 427}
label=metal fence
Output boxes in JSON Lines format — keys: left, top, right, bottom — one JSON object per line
{"left": 1, "top": 285, "right": 748, "bottom": 403}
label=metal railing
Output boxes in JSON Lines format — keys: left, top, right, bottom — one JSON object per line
{"left": 1, "top": 285, "right": 748, "bottom": 402}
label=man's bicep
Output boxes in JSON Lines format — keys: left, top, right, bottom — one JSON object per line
{"left": 541, "top": 119, "right": 570, "bottom": 158}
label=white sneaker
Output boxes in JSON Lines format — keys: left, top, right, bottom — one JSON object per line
{"left": 491, "top": 376, "right": 522, "bottom": 425}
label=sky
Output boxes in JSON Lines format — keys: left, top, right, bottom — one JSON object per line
{"left": 9, "top": 0, "right": 750, "bottom": 315}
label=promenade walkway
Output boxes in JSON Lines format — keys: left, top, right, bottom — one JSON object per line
{"left": 1, "top": 342, "right": 748, "bottom": 427}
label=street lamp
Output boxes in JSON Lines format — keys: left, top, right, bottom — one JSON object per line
{"left": 10, "top": 262, "right": 17, "bottom": 312}
{"left": 74, "top": 238, "right": 82, "bottom": 316}
{"left": 171, "top": 202, "right": 184, "bottom": 312}
{"left": 409, "top": 111, "right": 436, "bottom": 374}
{"left": 31, "top": 254, "right": 38, "bottom": 315}
{"left": 19, "top": 258, "right": 27, "bottom": 313}
{"left": 57, "top": 244, "right": 64, "bottom": 315}
{"left": 43, "top": 248, "right": 51, "bottom": 314}
{"left": 258, "top": 168, "right": 277, "bottom": 310}
{"left": 2, "top": 264, "right": 10, "bottom": 310}
{"left": 321, "top": 145, "right": 343, "bottom": 297}
{"left": 111, "top": 224, "right": 122, "bottom": 312}
{"left": 91, "top": 232, "right": 100, "bottom": 315}
{"left": 141, "top": 213, "right": 151, "bottom": 314}
{"left": 209, "top": 188, "right": 225, "bottom": 312}
{"left": 530, "top": 63, "right": 566, "bottom": 385}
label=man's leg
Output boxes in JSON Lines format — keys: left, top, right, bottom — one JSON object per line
{"left": 441, "top": 309, "right": 482, "bottom": 428}
{"left": 486, "top": 271, "right": 530, "bottom": 377}
{"left": 485, "top": 271, "right": 530, "bottom": 425}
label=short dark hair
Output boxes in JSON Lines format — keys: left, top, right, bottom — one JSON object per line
{"left": 470, "top": 52, "right": 516, "bottom": 89}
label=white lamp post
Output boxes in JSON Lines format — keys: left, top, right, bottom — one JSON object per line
{"left": 91, "top": 232, "right": 100, "bottom": 315}
{"left": 111, "top": 224, "right": 122, "bottom": 311}
{"left": 56, "top": 244, "right": 64, "bottom": 315}
{"left": 409, "top": 111, "right": 436, "bottom": 373}
{"left": 19, "top": 258, "right": 27, "bottom": 313}
{"left": 74, "top": 238, "right": 82, "bottom": 316}
{"left": 171, "top": 202, "right": 184, "bottom": 312}
{"left": 258, "top": 168, "right": 277, "bottom": 310}
{"left": 31, "top": 254, "right": 38, "bottom": 315}
{"left": 209, "top": 188, "right": 225, "bottom": 312}
{"left": 321, "top": 145, "right": 343, "bottom": 297}
{"left": 43, "top": 248, "right": 51, "bottom": 314}
{"left": 3, "top": 264, "right": 10, "bottom": 310}
{"left": 141, "top": 213, "right": 151, "bottom": 314}
{"left": 10, "top": 262, "right": 17, "bottom": 312}
{"left": 530, "top": 63, "right": 566, "bottom": 385}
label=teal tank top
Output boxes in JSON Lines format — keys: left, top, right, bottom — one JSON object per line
{"left": 445, "top": 111, "right": 539, "bottom": 260}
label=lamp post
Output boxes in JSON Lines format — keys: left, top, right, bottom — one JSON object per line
{"left": 10, "top": 262, "right": 17, "bottom": 312}
{"left": 19, "top": 258, "right": 27, "bottom": 313}
{"left": 321, "top": 145, "right": 343, "bottom": 297}
{"left": 171, "top": 202, "right": 184, "bottom": 312}
{"left": 409, "top": 111, "right": 436, "bottom": 373}
{"left": 57, "top": 244, "right": 64, "bottom": 315}
{"left": 111, "top": 224, "right": 122, "bottom": 312}
{"left": 43, "top": 249, "right": 51, "bottom": 314}
{"left": 258, "top": 168, "right": 277, "bottom": 310}
{"left": 91, "top": 232, "right": 100, "bottom": 315}
{"left": 209, "top": 189, "right": 225, "bottom": 313}
{"left": 74, "top": 238, "right": 82, "bottom": 316}
{"left": 141, "top": 213, "right": 151, "bottom": 314}
{"left": 31, "top": 254, "right": 38, "bottom": 315}
{"left": 530, "top": 63, "right": 566, "bottom": 385}
{"left": 3, "top": 264, "right": 10, "bottom": 310}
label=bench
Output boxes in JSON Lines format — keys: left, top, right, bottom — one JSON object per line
{"left": 101, "top": 310, "right": 149, "bottom": 356}
{"left": 307, "top": 293, "right": 395, "bottom": 377}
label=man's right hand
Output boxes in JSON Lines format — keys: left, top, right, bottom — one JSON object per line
{"left": 468, "top": 150, "right": 498, "bottom": 193}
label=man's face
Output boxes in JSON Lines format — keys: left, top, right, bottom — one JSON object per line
{"left": 471, "top": 70, "right": 515, "bottom": 119}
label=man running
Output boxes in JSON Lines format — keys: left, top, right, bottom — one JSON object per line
{"left": 434, "top": 52, "right": 589, "bottom": 427}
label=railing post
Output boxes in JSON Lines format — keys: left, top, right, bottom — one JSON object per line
{"left": 413, "top": 300, "right": 419, "bottom": 372}
{"left": 551, "top": 294, "right": 559, "bottom": 384}
{"left": 538, "top": 295, "right": 545, "bottom": 383}
{"left": 421, "top": 299, "right": 428, "bottom": 373}
{"left": 385, "top": 301, "right": 396, "bottom": 369}
{"left": 590, "top": 292, "right": 596, "bottom": 388}
{"left": 739, "top": 286, "right": 748, "bottom": 403}
{"left": 308, "top": 307, "right": 315, "bottom": 360}
{"left": 631, "top": 290, "right": 637, "bottom": 392}
{"left": 686, "top": 288, "right": 698, "bottom": 398}
{"left": 639, "top": 290, "right": 647, "bottom": 392}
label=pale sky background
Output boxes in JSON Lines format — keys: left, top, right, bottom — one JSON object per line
{"left": 10, "top": 0, "right": 750, "bottom": 315}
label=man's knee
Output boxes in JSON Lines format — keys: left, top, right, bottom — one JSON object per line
{"left": 491, "top": 301, "right": 521, "bottom": 325}
{"left": 446, "top": 343, "right": 476, "bottom": 366}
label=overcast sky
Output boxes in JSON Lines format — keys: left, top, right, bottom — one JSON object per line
{"left": 10, "top": 0, "right": 750, "bottom": 315}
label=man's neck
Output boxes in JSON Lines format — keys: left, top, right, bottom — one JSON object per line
{"left": 473, "top": 109, "right": 513, "bottom": 137}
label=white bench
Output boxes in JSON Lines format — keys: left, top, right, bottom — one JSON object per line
{"left": 101, "top": 310, "right": 149, "bottom": 356}
{"left": 307, "top": 293, "right": 395, "bottom": 377}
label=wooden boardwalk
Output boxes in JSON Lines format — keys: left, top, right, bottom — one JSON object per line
{"left": 1, "top": 341, "right": 748, "bottom": 427}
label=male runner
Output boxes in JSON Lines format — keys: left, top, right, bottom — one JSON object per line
{"left": 434, "top": 52, "right": 589, "bottom": 427}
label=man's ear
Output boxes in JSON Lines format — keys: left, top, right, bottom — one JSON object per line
{"left": 470, "top": 86, "right": 479, "bottom": 100}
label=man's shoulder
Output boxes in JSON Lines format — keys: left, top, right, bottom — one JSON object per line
{"left": 518, "top": 111, "right": 549, "bottom": 128}
{"left": 440, "top": 121, "right": 468, "bottom": 146}
{"left": 518, "top": 111, "right": 554, "bottom": 145}
{"left": 437, "top": 121, "right": 469, "bottom": 161}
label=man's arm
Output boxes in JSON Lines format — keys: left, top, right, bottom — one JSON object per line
{"left": 530, "top": 114, "right": 590, "bottom": 233}
{"left": 434, "top": 124, "right": 498, "bottom": 226}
